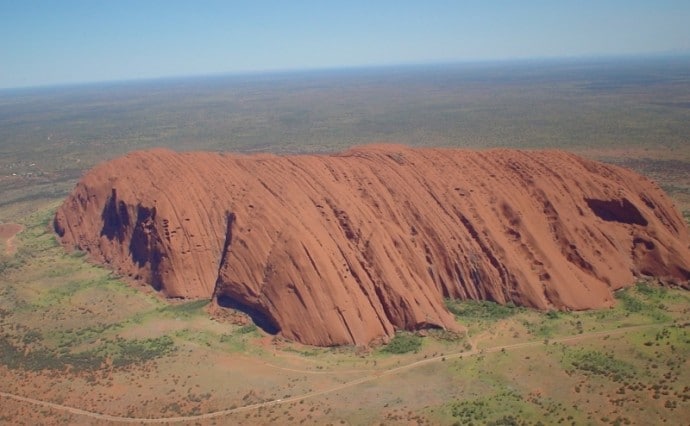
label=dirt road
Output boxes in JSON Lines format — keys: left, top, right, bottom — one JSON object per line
{"left": 0, "top": 322, "right": 669, "bottom": 424}
{"left": 0, "top": 223, "right": 23, "bottom": 255}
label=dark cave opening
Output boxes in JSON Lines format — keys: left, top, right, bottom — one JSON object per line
{"left": 216, "top": 295, "right": 280, "bottom": 335}
{"left": 585, "top": 198, "right": 648, "bottom": 226}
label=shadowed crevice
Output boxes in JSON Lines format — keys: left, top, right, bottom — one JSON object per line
{"left": 53, "top": 215, "right": 65, "bottom": 237}
{"left": 216, "top": 295, "right": 280, "bottom": 335}
{"left": 100, "top": 189, "right": 130, "bottom": 241}
{"left": 585, "top": 198, "right": 648, "bottom": 226}
{"left": 129, "top": 205, "right": 158, "bottom": 267}
{"left": 210, "top": 211, "right": 282, "bottom": 335}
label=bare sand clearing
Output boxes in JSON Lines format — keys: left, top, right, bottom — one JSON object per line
{"left": 53, "top": 145, "right": 690, "bottom": 346}
{"left": 0, "top": 223, "right": 23, "bottom": 255}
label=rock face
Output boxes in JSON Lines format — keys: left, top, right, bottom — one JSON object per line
{"left": 54, "top": 145, "right": 690, "bottom": 346}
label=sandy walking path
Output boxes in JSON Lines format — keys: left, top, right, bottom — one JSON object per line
{"left": 0, "top": 223, "right": 23, "bottom": 255}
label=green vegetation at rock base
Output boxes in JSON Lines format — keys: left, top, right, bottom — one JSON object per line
{"left": 382, "top": 332, "right": 423, "bottom": 354}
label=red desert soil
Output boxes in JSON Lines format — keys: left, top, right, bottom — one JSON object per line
{"left": 0, "top": 223, "right": 23, "bottom": 255}
{"left": 53, "top": 145, "right": 690, "bottom": 346}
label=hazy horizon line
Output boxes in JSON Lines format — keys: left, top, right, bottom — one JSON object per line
{"left": 3, "top": 51, "right": 690, "bottom": 93}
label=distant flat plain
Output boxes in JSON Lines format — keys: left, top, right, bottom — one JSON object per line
{"left": 1, "top": 55, "right": 690, "bottom": 220}
{"left": 1, "top": 56, "right": 689, "bottom": 424}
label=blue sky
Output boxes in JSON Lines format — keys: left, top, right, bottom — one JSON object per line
{"left": 2, "top": 0, "right": 689, "bottom": 89}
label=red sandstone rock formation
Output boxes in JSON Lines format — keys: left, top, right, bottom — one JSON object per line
{"left": 54, "top": 145, "right": 690, "bottom": 346}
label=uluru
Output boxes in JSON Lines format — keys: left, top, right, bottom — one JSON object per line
{"left": 53, "top": 145, "right": 690, "bottom": 346}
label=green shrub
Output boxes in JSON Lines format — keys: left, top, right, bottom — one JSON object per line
{"left": 445, "top": 299, "right": 521, "bottom": 321}
{"left": 0, "top": 334, "right": 175, "bottom": 372}
{"left": 614, "top": 289, "right": 645, "bottom": 312}
{"left": 449, "top": 391, "right": 523, "bottom": 423}
{"left": 614, "top": 286, "right": 669, "bottom": 321}
{"left": 383, "top": 332, "right": 422, "bottom": 354}
{"left": 451, "top": 399, "right": 489, "bottom": 422}
{"left": 237, "top": 323, "right": 258, "bottom": 334}
{"left": 545, "top": 310, "right": 560, "bottom": 319}
{"left": 111, "top": 336, "right": 175, "bottom": 367}
{"left": 567, "top": 350, "right": 635, "bottom": 382}
{"left": 635, "top": 281, "right": 668, "bottom": 299}
{"left": 21, "top": 330, "right": 42, "bottom": 345}
{"left": 158, "top": 299, "right": 210, "bottom": 317}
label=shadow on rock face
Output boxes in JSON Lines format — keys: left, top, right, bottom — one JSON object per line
{"left": 585, "top": 197, "right": 648, "bottom": 226}
{"left": 100, "top": 189, "right": 130, "bottom": 242}
{"left": 216, "top": 294, "right": 280, "bottom": 335}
